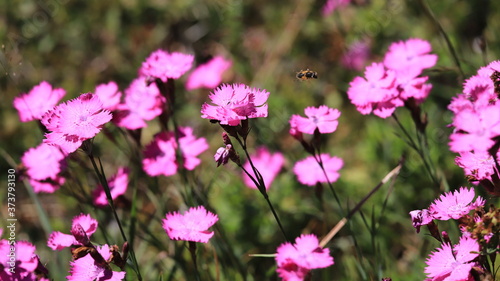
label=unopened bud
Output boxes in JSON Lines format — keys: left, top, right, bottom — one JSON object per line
{"left": 71, "top": 224, "right": 90, "bottom": 246}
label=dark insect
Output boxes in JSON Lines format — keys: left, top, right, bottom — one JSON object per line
{"left": 296, "top": 69, "right": 318, "bottom": 81}
{"left": 490, "top": 70, "right": 500, "bottom": 96}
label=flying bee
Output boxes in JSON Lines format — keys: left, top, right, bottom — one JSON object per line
{"left": 296, "top": 69, "right": 318, "bottom": 81}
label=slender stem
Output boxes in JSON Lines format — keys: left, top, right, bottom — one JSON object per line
{"left": 313, "top": 152, "right": 345, "bottom": 216}
{"left": 188, "top": 241, "right": 201, "bottom": 281}
{"left": 87, "top": 154, "right": 142, "bottom": 280}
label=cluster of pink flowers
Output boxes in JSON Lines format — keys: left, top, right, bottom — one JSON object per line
{"left": 448, "top": 60, "right": 500, "bottom": 195}
{"left": 347, "top": 38, "right": 437, "bottom": 118}
{"left": 201, "top": 83, "right": 270, "bottom": 126}
{"left": 275, "top": 234, "right": 334, "bottom": 280}
{"left": 409, "top": 187, "right": 487, "bottom": 280}
{"left": 0, "top": 228, "right": 49, "bottom": 280}
{"left": 142, "top": 127, "right": 208, "bottom": 177}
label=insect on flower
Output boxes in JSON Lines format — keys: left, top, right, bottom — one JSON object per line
{"left": 296, "top": 69, "right": 318, "bottom": 81}
{"left": 490, "top": 70, "right": 500, "bottom": 96}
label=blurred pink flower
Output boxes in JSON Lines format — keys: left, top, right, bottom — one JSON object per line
{"left": 449, "top": 104, "right": 500, "bottom": 153}
{"left": 293, "top": 154, "right": 343, "bottom": 186}
{"left": 41, "top": 93, "right": 112, "bottom": 154}
{"left": 29, "top": 176, "right": 65, "bottom": 193}
{"left": 425, "top": 236, "right": 479, "bottom": 281}
{"left": 94, "top": 81, "right": 122, "bottom": 111}
{"left": 383, "top": 38, "right": 437, "bottom": 77}
{"left": 429, "top": 187, "right": 485, "bottom": 221}
{"left": 409, "top": 209, "right": 434, "bottom": 233}
{"left": 201, "top": 83, "right": 270, "bottom": 126}
{"left": 47, "top": 213, "right": 98, "bottom": 251}
{"left": 13, "top": 81, "right": 66, "bottom": 122}
{"left": 341, "top": 40, "right": 370, "bottom": 71}
{"left": 22, "top": 142, "right": 66, "bottom": 181}
{"left": 162, "top": 206, "right": 218, "bottom": 243}
{"left": 142, "top": 127, "right": 208, "bottom": 177}
{"left": 321, "top": 0, "right": 351, "bottom": 16}
{"left": 289, "top": 105, "right": 341, "bottom": 134}
{"left": 347, "top": 62, "right": 400, "bottom": 118}
{"left": 242, "top": 146, "right": 284, "bottom": 190}
{"left": 276, "top": 234, "right": 333, "bottom": 280}
{"left": 455, "top": 151, "right": 496, "bottom": 181}
{"left": 92, "top": 167, "right": 129, "bottom": 207}
{"left": 67, "top": 244, "right": 126, "bottom": 280}
{"left": 0, "top": 240, "right": 49, "bottom": 280}
{"left": 139, "top": 49, "right": 194, "bottom": 81}
{"left": 186, "top": 56, "right": 232, "bottom": 90}
{"left": 114, "top": 77, "right": 165, "bottom": 130}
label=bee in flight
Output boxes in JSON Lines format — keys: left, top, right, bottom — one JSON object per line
{"left": 296, "top": 69, "right": 318, "bottom": 81}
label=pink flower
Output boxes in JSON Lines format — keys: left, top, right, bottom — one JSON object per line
{"left": 92, "top": 167, "right": 129, "bottom": 207}
{"left": 276, "top": 234, "right": 333, "bottom": 280}
{"left": 41, "top": 93, "right": 112, "bottom": 154}
{"left": 289, "top": 105, "right": 341, "bottom": 134}
{"left": 201, "top": 83, "right": 270, "bottom": 126}
{"left": 47, "top": 213, "right": 98, "bottom": 250}
{"left": 142, "top": 127, "right": 208, "bottom": 177}
{"left": 455, "top": 151, "right": 496, "bottom": 181}
{"left": 114, "top": 77, "right": 165, "bottom": 130}
{"left": 186, "top": 56, "right": 232, "bottom": 90}
{"left": 383, "top": 38, "right": 437, "bottom": 77}
{"left": 425, "top": 236, "right": 479, "bottom": 281}
{"left": 162, "top": 206, "right": 218, "bottom": 243}
{"left": 409, "top": 209, "right": 434, "bottom": 233}
{"left": 449, "top": 104, "right": 500, "bottom": 153}
{"left": 0, "top": 240, "right": 49, "bottom": 280}
{"left": 347, "top": 62, "right": 400, "bottom": 118}
{"left": 21, "top": 143, "right": 66, "bottom": 181}
{"left": 67, "top": 244, "right": 126, "bottom": 280}
{"left": 139, "top": 49, "right": 194, "bottom": 81}
{"left": 94, "top": 81, "right": 122, "bottom": 111}
{"left": 242, "top": 146, "right": 284, "bottom": 190}
{"left": 13, "top": 81, "right": 66, "bottom": 122}
{"left": 29, "top": 176, "right": 65, "bottom": 193}
{"left": 214, "top": 144, "right": 232, "bottom": 167}
{"left": 321, "top": 0, "right": 351, "bottom": 16}
{"left": 293, "top": 154, "right": 343, "bottom": 186}
{"left": 341, "top": 39, "right": 371, "bottom": 71}
{"left": 429, "top": 187, "right": 485, "bottom": 221}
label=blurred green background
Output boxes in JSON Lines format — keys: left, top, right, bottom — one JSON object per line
{"left": 1, "top": 0, "right": 500, "bottom": 280}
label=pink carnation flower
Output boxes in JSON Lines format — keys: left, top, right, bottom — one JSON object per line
{"left": 47, "top": 213, "right": 98, "bottom": 250}
{"left": 139, "top": 49, "right": 194, "bottom": 81}
{"left": 321, "top": 0, "right": 351, "bottom": 16}
{"left": 41, "top": 93, "right": 112, "bottom": 154}
{"left": 67, "top": 244, "right": 126, "bottom": 280}
{"left": 0, "top": 240, "right": 48, "bottom": 280}
{"left": 94, "top": 81, "right": 122, "bottom": 111}
{"left": 92, "top": 167, "right": 129, "bottom": 207}
{"left": 341, "top": 39, "right": 370, "bottom": 71}
{"left": 347, "top": 62, "right": 400, "bottom": 118}
{"left": 455, "top": 151, "right": 496, "bottom": 181}
{"left": 276, "top": 234, "right": 334, "bottom": 280}
{"left": 29, "top": 176, "right": 65, "bottom": 193}
{"left": 424, "top": 236, "right": 479, "bottom": 281}
{"left": 409, "top": 209, "right": 434, "bottom": 233}
{"left": 289, "top": 105, "right": 341, "bottom": 134}
{"left": 293, "top": 154, "right": 343, "bottom": 186}
{"left": 201, "top": 83, "right": 270, "bottom": 126}
{"left": 142, "top": 127, "right": 208, "bottom": 177}
{"left": 13, "top": 81, "right": 66, "bottom": 122}
{"left": 383, "top": 38, "right": 438, "bottom": 77}
{"left": 429, "top": 187, "right": 485, "bottom": 221}
{"left": 162, "top": 206, "right": 218, "bottom": 243}
{"left": 449, "top": 104, "right": 500, "bottom": 153}
{"left": 242, "top": 146, "right": 284, "bottom": 190}
{"left": 214, "top": 144, "right": 232, "bottom": 167}
{"left": 22, "top": 143, "right": 66, "bottom": 180}
{"left": 114, "top": 77, "right": 165, "bottom": 130}
{"left": 186, "top": 56, "right": 232, "bottom": 90}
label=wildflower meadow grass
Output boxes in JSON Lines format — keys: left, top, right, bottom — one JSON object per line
{"left": 1, "top": 0, "right": 500, "bottom": 280}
